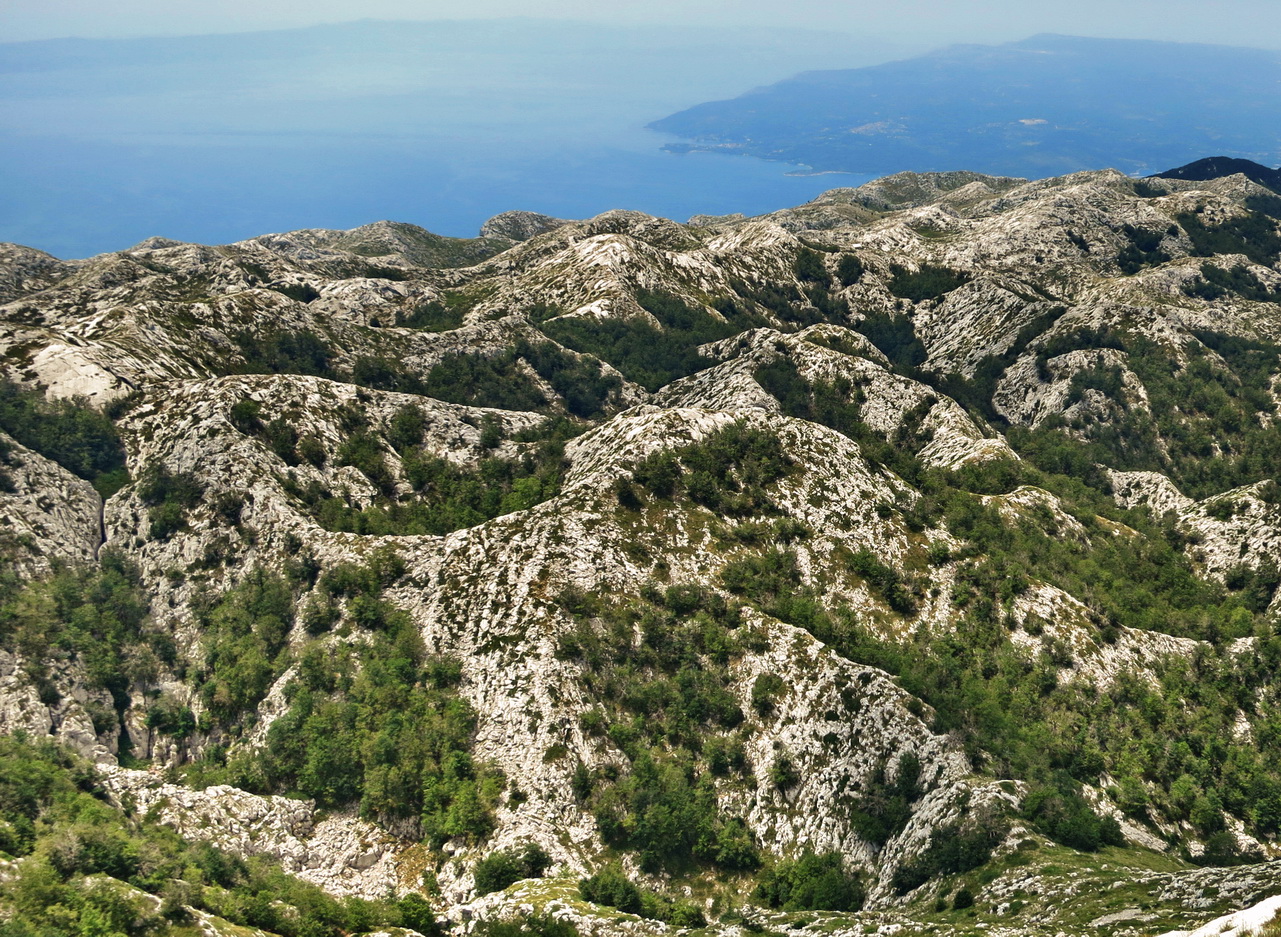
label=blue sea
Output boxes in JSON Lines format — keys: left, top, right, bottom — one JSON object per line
{"left": 0, "top": 20, "right": 893, "bottom": 259}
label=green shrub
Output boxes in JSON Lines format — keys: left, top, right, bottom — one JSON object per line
{"left": 541, "top": 289, "right": 757, "bottom": 391}
{"left": 846, "top": 548, "right": 916, "bottom": 615}
{"left": 196, "top": 561, "right": 509, "bottom": 842}
{"left": 754, "top": 851, "right": 866, "bottom": 912}
{"left": 396, "top": 292, "right": 469, "bottom": 330}
{"left": 559, "top": 584, "right": 759, "bottom": 874}
{"left": 0, "top": 379, "right": 128, "bottom": 497}
{"left": 887, "top": 263, "right": 970, "bottom": 302}
{"left": 474, "top": 914, "right": 580, "bottom": 937}
{"left": 0, "top": 552, "right": 155, "bottom": 714}
{"left": 298, "top": 435, "right": 327, "bottom": 466}
{"left": 1013, "top": 331, "right": 1281, "bottom": 499}
{"left": 351, "top": 354, "right": 427, "bottom": 395}
{"left": 579, "top": 865, "right": 642, "bottom": 914}
{"left": 138, "top": 463, "right": 204, "bottom": 541}
{"left": 751, "top": 673, "right": 786, "bottom": 717}
{"left": 1116, "top": 224, "right": 1171, "bottom": 274}
{"left": 422, "top": 350, "right": 546, "bottom": 411}
{"left": 515, "top": 340, "right": 621, "bottom": 419}
{"left": 849, "top": 754, "right": 921, "bottom": 847}
{"left": 1022, "top": 776, "right": 1125, "bottom": 851}
{"left": 770, "top": 754, "right": 799, "bottom": 790}
{"left": 891, "top": 818, "right": 1006, "bottom": 894}
{"left": 271, "top": 282, "right": 320, "bottom": 303}
{"left": 727, "top": 278, "right": 816, "bottom": 327}
{"left": 231, "top": 329, "right": 336, "bottom": 377}
{"left": 593, "top": 752, "right": 756, "bottom": 872}
{"left": 1184, "top": 263, "right": 1281, "bottom": 303}
{"left": 857, "top": 312, "right": 927, "bottom": 369}
{"left": 336, "top": 430, "right": 395, "bottom": 496}
{"left": 627, "top": 420, "right": 795, "bottom": 516}
{"left": 837, "top": 254, "right": 865, "bottom": 286}
{"left": 419, "top": 341, "right": 621, "bottom": 416}
{"left": 229, "top": 397, "right": 263, "bottom": 434}
{"left": 194, "top": 569, "right": 295, "bottom": 729}
{"left": 579, "top": 866, "right": 708, "bottom": 926}
{"left": 1177, "top": 208, "right": 1281, "bottom": 265}
{"left": 304, "top": 428, "right": 570, "bottom": 537}
{"left": 473, "top": 842, "right": 551, "bottom": 895}
{"left": 794, "top": 247, "right": 829, "bottom": 284}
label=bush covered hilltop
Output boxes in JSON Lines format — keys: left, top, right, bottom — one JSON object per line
{"left": 6, "top": 164, "right": 1281, "bottom": 937}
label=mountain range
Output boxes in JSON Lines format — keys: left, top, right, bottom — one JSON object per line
{"left": 5, "top": 159, "right": 1281, "bottom": 936}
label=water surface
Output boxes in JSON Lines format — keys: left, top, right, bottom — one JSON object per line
{"left": 0, "top": 20, "right": 893, "bottom": 258}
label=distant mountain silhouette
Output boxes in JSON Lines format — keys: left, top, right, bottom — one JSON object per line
{"left": 1151, "top": 156, "right": 1281, "bottom": 192}
{"left": 651, "top": 35, "right": 1281, "bottom": 179}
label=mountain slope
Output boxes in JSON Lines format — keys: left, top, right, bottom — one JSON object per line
{"left": 4, "top": 165, "right": 1281, "bottom": 936}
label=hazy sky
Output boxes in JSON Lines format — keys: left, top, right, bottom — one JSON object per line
{"left": 4, "top": 0, "right": 1280, "bottom": 48}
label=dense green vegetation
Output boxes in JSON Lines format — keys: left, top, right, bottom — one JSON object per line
{"left": 726, "top": 278, "right": 828, "bottom": 329}
{"left": 1183, "top": 263, "right": 1281, "bottom": 303}
{"left": 560, "top": 424, "right": 809, "bottom": 880}
{"left": 349, "top": 354, "right": 430, "bottom": 396}
{"left": 731, "top": 361, "right": 1281, "bottom": 858}
{"left": 396, "top": 290, "right": 471, "bottom": 330}
{"left": 0, "top": 553, "right": 160, "bottom": 726}
{"left": 578, "top": 865, "right": 707, "bottom": 926}
{"left": 0, "top": 379, "right": 128, "bottom": 497}
{"left": 556, "top": 582, "right": 761, "bottom": 875}
{"left": 886, "top": 263, "right": 971, "bottom": 302}
{"left": 192, "top": 554, "right": 505, "bottom": 843}
{"left": 541, "top": 289, "right": 758, "bottom": 391}
{"left": 474, "top": 843, "right": 551, "bottom": 896}
{"left": 474, "top": 914, "right": 580, "bottom": 937}
{"left": 1116, "top": 224, "right": 1172, "bottom": 274}
{"left": 515, "top": 341, "right": 622, "bottom": 419}
{"left": 421, "top": 350, "right": 546, "bottom": 411}
{"left": 716, "top": 515, "right": 1281, "bottom": 860}
{"left": 231, "top": 329, "right": 337, "bottom": 378}
{"left": 754, "top": 358, "right": 929, "bottom": 484}
{"left": 191, "top": 569, "right": 295, "bottom": 732}
{"left": 793, "top": 247, "right": 829, "bottom": 285}
{"left": 287, "top": 405, "right": 572, "bottom": 536}
{"left": 617, "top": 420, "right": 795, "bottom": 518}
{"left": 1013, "top": 328, "right": 1281, "bottom": 498}
{"left": 754, "top": 851, "right": 866, "bottom": 911}
{"left": 138, "top": 464, "right": 204, "bottom": 541}
{"left": 847, "top": 753, "right": 922, "bottom": 847}
{"left": 230, "top": 322, "right": 620, "bottom": 415}
{"left": 836, "top": 253, "right": 865, "bottom": 287}
{"left": 854, "top": 311, "right": 927, "bottom": 369}
{"left": 422, "top": 341, "right": 620, "bottom": 418}
{"left": 0, "top": 735, "right": 435, "bottom": 937}
{"left": 229, "top": 396, "right": 305, "bottom": 466}
{"left": 850, "top": 307, "right": 1281, "bottom": 502}
{"left": 890, "top": 818, "right": 1008, "bottom": 894}
{"left": 1177, "top": 206, "right": 1281, "bottom": 266}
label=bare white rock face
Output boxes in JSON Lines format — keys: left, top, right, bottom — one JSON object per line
{"left": 1156, "top": 894, "right": 1281, "bottom": 937}
{"left": 0, "top": 431, "right": 101, "bottom": 574}
{"left": 99, "top": 765, "right": 404, "bottom": 899}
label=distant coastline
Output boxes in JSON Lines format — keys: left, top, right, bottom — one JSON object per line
{"left": 783, "top": 169, "right": 861, "bottom": 177}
